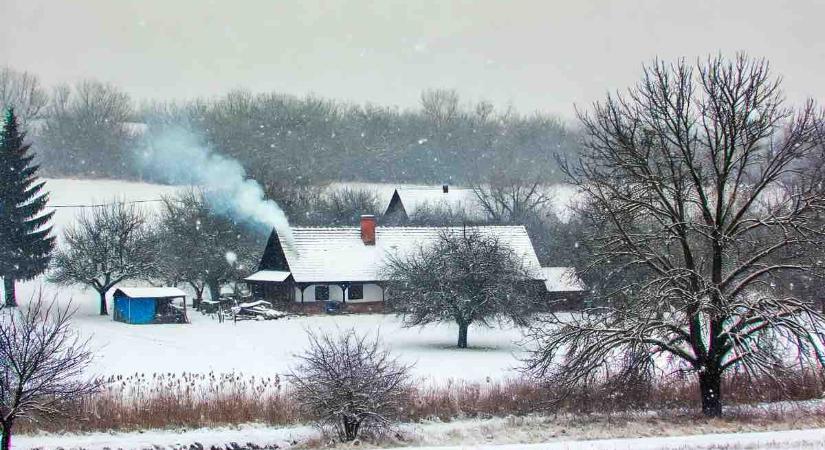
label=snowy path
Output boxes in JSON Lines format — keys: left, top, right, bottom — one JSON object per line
{"left": 16, "top": 427, "right": 825, "bottom": 449}
{"left": 380, "top": 428, "right": 825, "bottom": 449}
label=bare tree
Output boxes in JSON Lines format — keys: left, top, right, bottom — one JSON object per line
{"left": 0, "top": 292, "right": 98, "bottom": 450}
{"left": 383, "top": 228, "right": 542, "bottom": 348}
{"left": 301, "top": 187, "right": 381, "bottom": 226}
{"left": 420, "top": 88, "right": 460, "bottom": 127}
{"left": 50, "top": 202, "right": 157, "bottom": 315}
{"left": 287, "top": 329, "right": 411, "bottom": 442}
{"left": 471, "top": 174, "right": 554, "bottom": 224}
{"left": 523, "top": 55, "right": 825, "bottom": 417}
{"left": 156, "top": 190, "right": 261, "bottom": 306}
{"left": 0, "top": 67, "right": 48, "bottom": 125}
{"left": 49, "top": 80, "right": 132, "bottom": 126}
{"left": 405, "top": 202, "right": 475, "bottom": 226}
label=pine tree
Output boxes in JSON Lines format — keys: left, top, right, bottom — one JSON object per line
{"left": 0, "top": 108, "right": 55, "bottom": 307}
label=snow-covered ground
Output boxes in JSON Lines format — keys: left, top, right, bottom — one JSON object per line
{"left": 12, "top": 178, "right": 533, "bottom": 382}
{"left": 17, "top": 280, "right": 526, "bottom": 382}
{"left": 16, "top": 423, "right": 825, "bottom": 450}
{"left": 13, "top": 424, "right": 312, "bottom": 450}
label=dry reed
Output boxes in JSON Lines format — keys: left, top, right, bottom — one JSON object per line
{"left": 18, "top": 369, "right": 825, "bottom": 434}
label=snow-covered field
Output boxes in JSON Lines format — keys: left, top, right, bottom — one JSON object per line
{"left": 13, "top": 178, "right": 533, "bottom": 382}
{"left": 46, "top": 178, "right": 180, "bottom": 239}
{"left": 17, "top": 281, "right": 526, "bottom": 381}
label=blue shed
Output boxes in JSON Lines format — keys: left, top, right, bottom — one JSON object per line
{"left": 113, "top": 287, "right": 188, "bottom": 324}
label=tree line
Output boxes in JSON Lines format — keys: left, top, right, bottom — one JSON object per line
{"left": 0, "top": 67, "right": 578, "bottom": 189}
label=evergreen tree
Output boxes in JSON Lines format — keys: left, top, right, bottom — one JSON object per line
{"left": 0, "top": 108, "right": 55, "bottom": 306}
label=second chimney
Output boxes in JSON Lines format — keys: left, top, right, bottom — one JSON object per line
{"left": 360, "top": 215, "right": 376, "bottom": 245}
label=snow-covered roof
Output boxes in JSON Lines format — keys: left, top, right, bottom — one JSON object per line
{"left": 245, "top": 270, "right": 291, "bottom": 282}
{"left": 541, "top": 267, "right": 585, "bottom": 292}
{"left": 114, "top": 287, "right": 187, "bottom": 298}
{"left": 278, "top": 226, "right": 543, "bottom": 283}
{"left": 388, "top": 186, "right": 483, "bottom": 217}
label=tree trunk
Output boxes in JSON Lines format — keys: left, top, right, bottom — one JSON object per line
{"left": 457, "top": 321, "right": 469, "bottom": 348}
{"left": 190, "top": 283, "right": 204, "bottom": 310}
{"left": 208, "top": 280, "right": 221, "bottom": 302}
{"left": 98, "top": 289, "right": 108, "bottom": 315}
{"left": 699, "top": 369, "right": 723, "bottom": 417}
{"left": 1, "top": 419, "right": 13, "bottom": 450}
{"left": 3, "top": 278, "right": 16, "bottom": 307}
{"left": 342, "top": 416, "right": 359, "bottom": 441}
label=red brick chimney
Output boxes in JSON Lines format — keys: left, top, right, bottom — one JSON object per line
{"left": 360, "top": 215, "right": 376, "bottom": 245}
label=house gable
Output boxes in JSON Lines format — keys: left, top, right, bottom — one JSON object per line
{"left": 258, "top": 230, "right": 291, "bottom": 272}
{"left": 382, "top": 190, "right": 408, "bottom": 224}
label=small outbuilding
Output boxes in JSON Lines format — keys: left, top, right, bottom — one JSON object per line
{"left": 113, "top": 287, "right": 189, "bottom": 325}
{"left": 540, "top": 267, "right": 587, "bottom": 310}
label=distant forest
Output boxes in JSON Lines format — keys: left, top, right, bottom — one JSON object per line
{"left": 1, "top": 68, "right": 579, "bottom": 188}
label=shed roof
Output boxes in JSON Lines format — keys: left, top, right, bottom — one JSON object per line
{"left": 274, "top": 225, "right": 543, "bottom": 283}
{"left": 541, "top": 267, "right": 585, "bottom": 292}
{"left": 245, "top": 270, "right": 291, "bottom": 282}
{"left": 114, "top": 287, "right": 187, "bottom": 298}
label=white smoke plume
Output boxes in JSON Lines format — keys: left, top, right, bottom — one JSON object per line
{"left": 138, "top": 127, "right": 293, "bottom": 243}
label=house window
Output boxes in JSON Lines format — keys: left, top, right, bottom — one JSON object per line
{"left": 349, "top": 284, "right": 364, "bottom": 300}
{"left": 315, "top": 285, "right": 330, "bottom": 301}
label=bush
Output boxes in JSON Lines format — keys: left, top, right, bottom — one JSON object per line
{"left": 287, "top": 329, "right": 412, "bottom": 442}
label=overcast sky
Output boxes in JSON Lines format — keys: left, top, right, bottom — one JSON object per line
{"left": 1, "top": 0, "right": 823, "bottom": 119}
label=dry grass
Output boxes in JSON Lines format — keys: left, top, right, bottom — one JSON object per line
{"left": 405, "top": 369, "right": 825, "bottom": 422}
{"left": 18, "top": 372, "right": 299, "bottom": 433}
{"left": 16, "top": 369, "right": 825, "bottom": 434}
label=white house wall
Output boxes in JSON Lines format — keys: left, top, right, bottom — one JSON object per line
{"left": 293, "top": 283, "right": 383, "bottom": 303}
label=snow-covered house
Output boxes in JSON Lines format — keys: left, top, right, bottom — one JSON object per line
{"left": 383, "top": 185, "right": 484, "bottom": 223}
{"left": 245, "top": 215, "right": 583, "bottom": 313}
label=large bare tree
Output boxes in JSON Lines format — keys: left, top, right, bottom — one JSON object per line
{"left": 0, "top": 293, "right": 98, "bottom": 450}
{"left": 523, "top": 55, "right": 825, "bottom": 417}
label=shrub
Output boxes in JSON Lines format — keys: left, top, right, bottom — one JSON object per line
{"left": 287, "top": 329, "right": 412, "bottom": 441}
